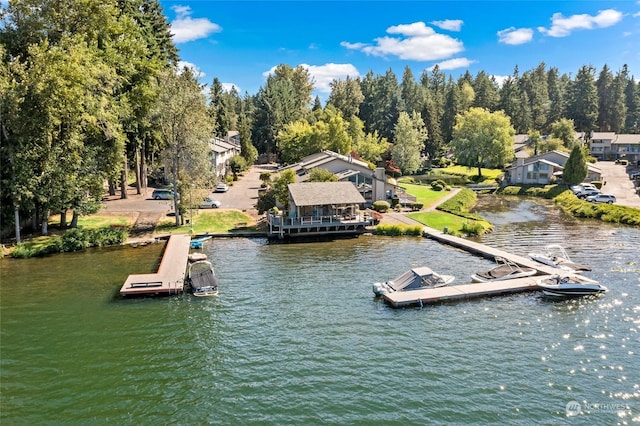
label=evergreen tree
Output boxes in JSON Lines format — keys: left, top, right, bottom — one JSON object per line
{"left": 563, "top": 144, "right": 588, "bottom": 185}
{"left": 567, "top": 65, "right": 599, "bottom": 133}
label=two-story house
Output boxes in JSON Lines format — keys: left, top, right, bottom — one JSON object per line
{"left": 506, "top": 150, "right": 602, "bottom": 185}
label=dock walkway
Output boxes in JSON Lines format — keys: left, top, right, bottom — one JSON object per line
{"left": 383, "top": 224, "right": 574, "bottom": 308}
{"left": 120, "top": 234, "right": 191, "bottom": 296}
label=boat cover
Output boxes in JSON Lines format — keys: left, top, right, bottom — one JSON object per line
{"left": 387, "top": 267, "right": 446, "bottom": 291}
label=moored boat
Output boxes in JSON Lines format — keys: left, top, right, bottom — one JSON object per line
{"left": 471, "top": 257, "right": 537, "bottom": 283}
{"left": 190, "top": 235, "right": 212, "bottom": 249}
{"left": 536, "top": 274, "right": 607, "bottom": 298}
{"left": 187, "top": 259, "right": 219, "bottom": 297}
{"left": 529, "top": 244, "right": 591, "bottom": 273}
{"left": 373, "top": 267, "right": 454, "bottom": 296}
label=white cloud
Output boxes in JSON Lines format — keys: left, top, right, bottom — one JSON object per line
{"left": 497, "top": 27, "right": 534, "bottom": 45}
{"left": 538, "top": 9, "right": 623, "bottom": 37}
{"left": 177, "top": 60, "right": 205, "bottom": 79}
{"left": 170, "top": 6, "right": 221, "bottom": 43}
{"left": 491, "top": 75, "right": 510, "bottom": 88}
{"left": 263, "top": 63, "right": 360, "bottom": 93}
{"left": 221, "top": 83, "right": 240, "bottom": 93}
{"left": 431, "top": 57, "right": 475, "bottom": 71}
{"left": 633, "top": 11, "right": 640, "bottom": 18}
{"left": 431, "top": 19, "right": 463, "bottom": 32}
{"left": 341, "top": 21, "right": 463, "bottom": 61}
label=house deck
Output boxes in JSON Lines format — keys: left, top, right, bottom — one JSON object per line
{"left": 266, "top": 212, "right": 371, "bottom": 239}
{"left": 120, "top": 234, "right": 191, "bottom": 296}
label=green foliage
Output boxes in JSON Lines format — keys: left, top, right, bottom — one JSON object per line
{"left": 372, "top": 200, "right": 391, "bottom": 212}
{"left": 61, "top": 228, "right": 91, "bottom": 252}
{"left": 550, "top": 118, "right": 577, "bottom": 148}
{"left": 392, "top": 111, "right": 427, "bottom": 175}
{"left": 563, "top": 144, "right": 588, "bottom": 185}
{"left": 451, "top": 107, "right": 515, "bottom": 176}
{"left": 436, "top": 188, "right": 481, "bottom": 220}
{"left": 373, "top": 224, "right": 424, "bottom": 236}
{"left": 554, "top": 191, "right": 640, "bottom": 226}
{"left": 461, "top": 221, "right": 485, "bottom": 236}
{"left": 272, "top": 169, "right": 296, "bottom": 208}
{"left": 229, "top": 155, "right": 248, "bottom": 178}
{"left": 307, "top": 168, "right": 338, "bottom": 182}
{"left": 256, "top": 189, "right": 277, "bottom": 214}
{"left": 430, "top": 179, "right": 448, "bottom": 191}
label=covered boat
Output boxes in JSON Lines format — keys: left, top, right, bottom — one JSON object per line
{"left": 537, "top": 274, "right": 607, "bottom": 298}
{"left": 373, "top": 267, "right": 454, "bottom": 296}
{"left": 187, "top": 260, "right": 219, "bottom": 297}
{"left": 529, "top": 244, "right": 591, "bottom": 273}
{"left": 471, "top": 257, "right": 537, "bottom": 283}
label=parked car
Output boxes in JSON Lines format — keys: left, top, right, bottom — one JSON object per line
{"left": 585, "top": 194, "right": 616, "bottom": 204}
{"left": 571, "top": 183, "right": 597, "bottom": 194}
{"left": 152, "top": 189, "right": 178, "bottom": 200}
{"left": 215, "top": 182, "right": 229, "bottom": 193}
{"left": 576, "top": 188, "right": 600, "bottom": 199}
{"left": 199, "top": 197, "right": 221, "bottom": 208}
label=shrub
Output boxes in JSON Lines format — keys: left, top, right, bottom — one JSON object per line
{"left": 61, "top": 228, "right": 90, "bottom": 252}
{"left": 372, "top": 200, "right": 391, "bottom": 213}
{"left": 461, "top": 221, "right": 485, "bottom": 236}
{"left": 431, "top": 179, "right": 447, "bottom": 191}
{"left": 373, "top": 224, "right": 423, "bottom": 236}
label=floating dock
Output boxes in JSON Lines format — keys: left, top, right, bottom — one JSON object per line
{"left": 383, "top": 226, "right": 577, "bottom": 308}
{"left": 120, "top": 234, "right": 191, "bottom": 296}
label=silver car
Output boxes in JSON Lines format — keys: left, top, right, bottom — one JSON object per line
{"left": 585, "top": 194, "right": 616, "bottom": 204}
{"left": 199, "top": 197, "right": 221, "bottom": 208}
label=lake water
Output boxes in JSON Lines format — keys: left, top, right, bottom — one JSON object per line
{"left": 1, "top": 197, "right": 639, "bottom": 424}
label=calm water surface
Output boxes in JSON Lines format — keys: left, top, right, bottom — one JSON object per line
{"left": 1, "top": 197, "right": 639, "bottom": 425}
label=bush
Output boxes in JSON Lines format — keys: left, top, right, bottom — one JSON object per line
{"left": 61, "top": 228, "right": 90, "bottom": 252}
{"left": 372, "top": 200, "right": 391, "bottom": 213}
{"left": 373, "top": 224, "right": 423, "bottom": 236}
{"left": 431, "top": 179, "right": 447, "bottom": 191}
{"left": 461, "top": 221, "right": 485, "bottom": 236}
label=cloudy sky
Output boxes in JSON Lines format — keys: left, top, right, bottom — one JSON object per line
{"left": 160, "top": 1, "right": 640, "bottom": 99}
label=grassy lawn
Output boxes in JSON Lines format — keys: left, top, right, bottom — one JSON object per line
{"left": 155, "top": 209, "right": 257, "bottom": 235}
{"left": 407, "top": 211, "right": 470, "bottom": 234}
{"left": 397, "top": 183, "right": 452, "bottom": 208}
{"left": 441, "top": 165, "right": 503, "bottom": 181}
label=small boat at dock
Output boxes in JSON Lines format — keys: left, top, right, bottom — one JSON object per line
{"left": 187, "top": 259, "right": 219, "bottom": 297}
{"left": 471, "top": 257, "right": 537, "bottom": 283}
{"left": 190, "top": 235, "right": 212, "bottom": 249}
{"left": 537, "top": 274, "right": 607, "bottom": 298}
{"left": 373, "top": 267, "right": 454, "bottom": 296}
{"left": 529, "top": 244, "right": 591, "bottom": 273}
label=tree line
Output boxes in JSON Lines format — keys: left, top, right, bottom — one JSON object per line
{"left": 1, "top": 0, "right": 639, "bottom": 242}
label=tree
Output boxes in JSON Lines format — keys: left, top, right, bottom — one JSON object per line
{"left": 563, "top": 144, "right": 588, "bottom": 185}
{"left": 391, "top": 111, "right": 426, "bottom": 175}
{"left": 327, "top": 76, "right": 363, "bottom": 119}
{"left": 228, "top": 155, "right": 247, "bottom": 180}
{"left": 307, "top": 168, "right": 338, "bottom": 182}
{"left": 153, "top": 67, "right": 213, "bottom": 226}
{"left": 567, "top": 65, "right": 599, "bottom": 133}
{"left": 272, "top": 169, "right": 296, "bottom": 209}
{"left": 451, "top": 107, "right": 515, "bottom": 177}
{"left": 550, "top": 118, "right": 577, "bottom": 148}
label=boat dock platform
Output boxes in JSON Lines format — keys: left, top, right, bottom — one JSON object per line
{"left": 383, "top": 227, "right": 571, "bottom": 308}
{"left": 120, "top": 234, "right": 191, "bottom": 296}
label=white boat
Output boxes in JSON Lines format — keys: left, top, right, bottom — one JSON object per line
{"left": 528, "top": 244, "right": 591, "bottom": 273}
{"left": 537, "top": 274, "right": 607, "bottom": 298}
{"left": 187, "top": 259, "right": 219, "bottom": 297}
{"left": 373, "top": 267, "right": 455, "bottom": 296}
{"left": 470, "top": 257, "right": 537, "bottom": 283}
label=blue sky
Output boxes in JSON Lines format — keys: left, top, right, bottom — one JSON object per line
{"left": 159, "top": 1, "right": 640, "bottom": 100}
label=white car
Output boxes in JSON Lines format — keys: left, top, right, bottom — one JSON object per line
{"left": 199, "top": 197, "right": 221, "bottom": 208}
{"left": 585, "top": 194, "right": 616, "bottom": 204}
{"left": 215, "top": 183, "right": 229, "bottom": 193}
{"left": 571, "top": 183, "right": 597, "bottom": 194}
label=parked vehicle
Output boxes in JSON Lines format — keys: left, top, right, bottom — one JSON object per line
{"left": 571, "top": 183, "right": 597, "bottom": 194}
{"left": 199, "top": 197, "right": 221, "bottom": 208}
{"left": 152, "top": 189, "right": 178, "bottom": 200}
{"left": 576, "top": 188, "right": 600, "bottom": 199}
{"left": 215, "top": 182, "right": 229, "bottom": 192}
{"left": 585, "top": 194, "right": 616, "bottom": 204}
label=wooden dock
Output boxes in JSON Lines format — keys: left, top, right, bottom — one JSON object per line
{"left": 120, "top": 234, "right": 191, "bottom": 296}
{"left": 383, "top": 225, "right": 576, "bottom": 308}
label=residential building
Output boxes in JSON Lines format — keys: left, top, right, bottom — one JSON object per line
{"left": 506, "top": 150, "right": 602, "bottom": 185}
{"left": 210, "top": 131, "right": 241, "bottom": 179}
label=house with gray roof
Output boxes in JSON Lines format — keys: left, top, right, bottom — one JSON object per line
{"left": 210, "top": 131, "right": 241, "bottom": 179}
{"left": 266, "top": 181, "right": 371, "bottom": 239}
{"left": 506, "top": 150, "right": 602, "bottom": 185}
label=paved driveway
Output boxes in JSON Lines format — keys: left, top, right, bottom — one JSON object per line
{"left": 596, "top": 161, "right": 640, "bottom": 208}
{"left": 211, "top": 164, "right": 278, "bottom": 218}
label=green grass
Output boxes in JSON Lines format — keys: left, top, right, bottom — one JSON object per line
{"left": 397, "top": 183, "right": 452, "bottom": 208}
{"left": 407, "top": 211, "right": 468, "bottom": 233}
{"left": 441, "top": 165, "right": 503, "bottom": 181}
{"left": 48, "top": 214, "right": 135, "bottom": 230}
{"left": 156, "top": 209, "right": 257, "bottom": 235}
